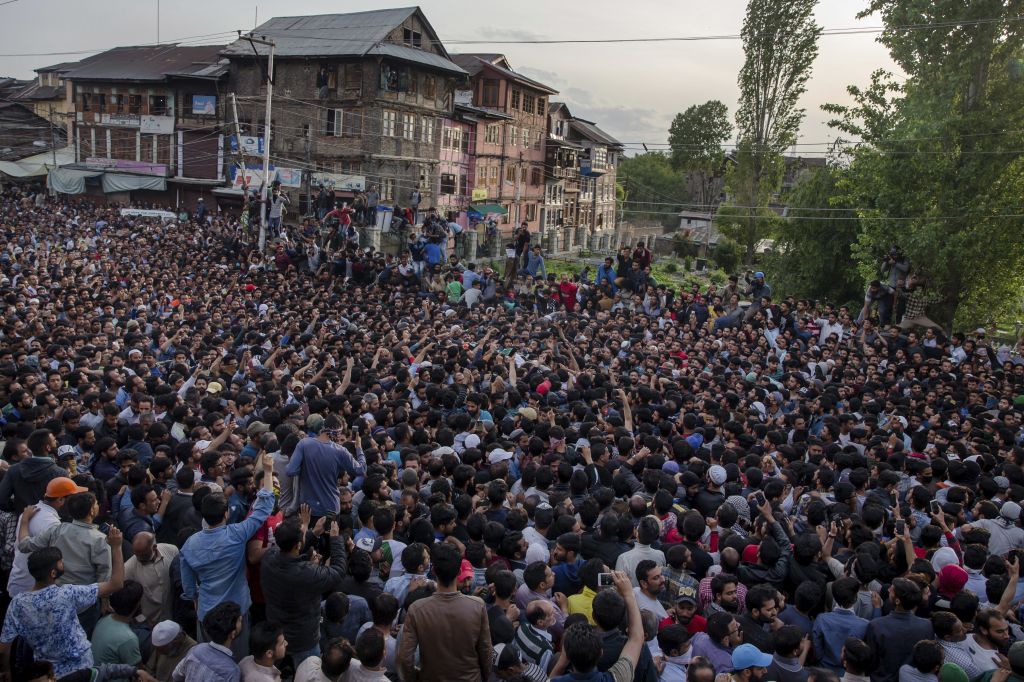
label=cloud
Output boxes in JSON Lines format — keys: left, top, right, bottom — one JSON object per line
{"left": 516, "top": 66, "right": 568, "bottom": 89}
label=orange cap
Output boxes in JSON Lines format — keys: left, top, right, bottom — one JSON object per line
{"left": 45, "top": 477, "right": 88, "bottom": 499}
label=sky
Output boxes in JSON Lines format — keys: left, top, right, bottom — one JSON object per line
{"left": 0, "top": 0, "right": 897, "bottom": 156}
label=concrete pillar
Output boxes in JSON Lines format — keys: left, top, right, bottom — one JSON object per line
{"left": 465, "top": 229, "right": 478, "bottom": 262}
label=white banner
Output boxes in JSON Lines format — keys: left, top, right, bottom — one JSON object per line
{"left": 140, "top": 115, "right": 174, "bottom": 135}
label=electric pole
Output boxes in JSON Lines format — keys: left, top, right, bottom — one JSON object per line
{"left": 241, "top": 33, "right": 275, "bottom": 253}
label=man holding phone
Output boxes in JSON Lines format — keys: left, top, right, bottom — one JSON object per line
{"left": 285, "top": 414, "right": 365, "bottom": 521}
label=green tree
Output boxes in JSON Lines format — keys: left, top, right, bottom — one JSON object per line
{"left": 729, "top": 0, "right": 821, "bottom": 263}
{"left": 824, "top": 0, "right": 1024, "bottom": 327}
{"left": 762, "top": 165, "right": 863, "bottom": 306}
{"left": 617, "top": 152, "right": 688, "bottom": 226}
{"left": 669, "top": 102, "right": 730, "bottom": 204}
{"left": 711, "top": 237, "right": 743, "bottom": 275}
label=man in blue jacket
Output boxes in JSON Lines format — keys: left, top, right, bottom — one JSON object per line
{"left": 595, "top": 257, "right": 617, "bottom": 292}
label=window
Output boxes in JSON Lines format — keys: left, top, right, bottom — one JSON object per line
{"left": 442, "top": 126, "right": 462, "bottom": 150}
{"left": 81, "top": 93, "right": 92, "bottom": 112}
{"left": 403, "top": 28, "right": 422, "bottom": 48}
{"left": 523, "top": 94, "right": 535, "bottom": 114}
{"left": 505, "top": 166, "right": 516, "bottom": 184}
{"left": 338, "top": 160, "right": 361, "bottom": 174}
{"left": 325, "top": 108, "right": 343, "bottom": 136}
{"left": 382, "top": 110, "right": 397, "bottom": 137}
{"left": 510, "top": 90, "right": 520, "bottom": 110}
{"left": 343, "top": 108, "right": 361, "bottom": 136}
{"left": 526, "top": 204, "right": 536, "bottom": 222}
{"left": 482, "top": 79, "right": 500, "bottom": 107}
{"left": 344, "top": 63, "right": 362, "bottom": 90}
{"left": 530, "top": 167, "right": 542, "bottom": 186}
{"left": 521, "top": 128, "right": 529, "bottom": 147}
{"left": 476, "top": 166, "right": 487, "bottom": 185}
{"left": 459, "top": 174, "right": 467, "bottom": 196}
{"left": 509, "top": 126, "right": 517, "bottom": 146}
{"left": 537, "top": 98, "right": 546, "bottom": 116}
{"left": 382, "top": 178, "right": 395, "bottom": 201}
{"left": 440, "top": 173, "right": 456, "bottom": 195}
{"left": 462, "top": 129, "right": 472, "bottom": 154}
{"left": 423, "top": 76, "right": 436, "bottom": 99}
{"left": 149, "top": 95, "right": 167, "bottom": 116}
{"left": 485, "top": 124, "right": 500, "bottom": 145}
{"left": 488, "top": 167, "right": 498, "bottom": 186}
{"left": 128, "top": 95, "right": 142, "bottom": 115}
{"left": 535, "top": 131, "right": 543, "bottom": 150}
{"left": 96, "top": 94, "right": 106, "bottom": 112}
{"left": 403, "top": 113, "right": 416, "bottom": 140}
{"left": 380, "top": 63, "right": 413, "bottom": 92}
{"left": 111, "top": 94, "right": 124, "bottom": 113}
{"left": 420, "top": 116, "right": 434, "bottom": 143}
{"left": 593, "top": 147, "right": 608, "bottom": 169}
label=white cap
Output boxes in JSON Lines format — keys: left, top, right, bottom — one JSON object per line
{"left": 151, "top": 620, "right": 181, "bottom": 647}
{"left": 465, "top": 434, "right": 481, "bottom": 450}
{"left": 488, "top": 448, "right": 514, "bottom": 464}
{"left": 708, "top": 465, "right": 727, "bottom": 486}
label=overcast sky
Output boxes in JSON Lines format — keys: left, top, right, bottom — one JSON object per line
{"left": 0, "top": 0, "right": 896, "bottom": 155}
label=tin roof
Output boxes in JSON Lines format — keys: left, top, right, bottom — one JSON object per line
{"left": 62, "top": 45, "right": 226, "bottom": 82}
{"left": 450, "top": 54, "right": 558, "bottom": 94}
{"left": 223, "top": 7, "right": 465, "bottom": 75}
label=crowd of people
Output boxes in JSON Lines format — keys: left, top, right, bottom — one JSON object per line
{"left": 1, "top": 183, "right": 1024, "bottom": 682}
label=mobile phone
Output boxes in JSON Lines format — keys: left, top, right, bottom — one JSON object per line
{"left": 324, "top": 511, "right": 336, "bottom": 532}
{"left": 930, "top": 500, "right": 941, "bottom": 515}
{"left": 895, "top": 520, "right": 905, "bottom": 535}
{"left": 754, "top": 492, "right": 766, "bottom": 506}
{"left": 598, "top": 573, "right": 614, "bottom": 589}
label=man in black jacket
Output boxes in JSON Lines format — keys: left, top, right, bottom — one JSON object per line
{"left": 736, "top": 583, "right": 779, "bottom": 654}
{"left": 261, "top": 515, "right": 348, "bottom": 667}
{"left": 737, "top": 499, "right": 792, "bottom": 589}
{"left": 0, "top": 428, "right": 63, "bottom": 513}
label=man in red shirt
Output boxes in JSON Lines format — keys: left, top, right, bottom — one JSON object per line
{"left": 558, "top": 273, "right": 578, "bottom": 312}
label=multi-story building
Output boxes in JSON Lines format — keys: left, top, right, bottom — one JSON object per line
{"left": 222, "top": 7, "right": 465, "bottom": 242}
{"left": 544, "top": 102, "right": 581, "bottom": 252}
{"left": 56, "top": 45, "right": 227, "bottom": 203}
{"left": 451, "top": 54, "right": 557, "bottom": 238}
{"left": 545, "top": 101, "right": 623, "bottom": 252}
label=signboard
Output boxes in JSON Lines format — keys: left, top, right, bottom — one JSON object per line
{"left": 140, "top": 115, "right": 174, "bottom": 135}
{"left": 191, "top": 95, "right": 217, "bottom": 116}
{"left": 471, "top": 187, "right": 488, "bottom": 201}
{"left": 230, "top": 164, "right": 275, "bottom": 189}
{"left": 312, "top": 173, "right": 365, "bottom": 192}
{"left": 119, "top": 208, "right": 177, "bottom": 220}
{"left": 454, "top": 90, "right": 473, "bottom": 105}
{"left": 275, "top": 167, "right": 302, "bottom": 188}
{"left": 85, "top": 157, "right": 167, "bottom": 176}
{"left": 102, "top": 113, "right": 140, "bottom": 127}
{"left": 228, "top": 135, "right": 264, "bottom": 155}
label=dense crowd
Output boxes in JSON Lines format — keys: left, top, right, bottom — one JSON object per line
{"left": 1, "top": 184, "right": 1024, "bottom": 682}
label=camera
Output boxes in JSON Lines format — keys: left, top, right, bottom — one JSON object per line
{"left": 598, "top": 573, "right": 614, "bottom": 589}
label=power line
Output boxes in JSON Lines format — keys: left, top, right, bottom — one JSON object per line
{"left": 0, "top": 31, "right": 239, "bottom": 58}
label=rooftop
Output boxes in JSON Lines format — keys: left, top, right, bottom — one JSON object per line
{"left": 223, "top": 7, "right": 465, "bottom": 76}
{"left": 62, "top": 45, "right": 226, "bottom": 82}
{"left": 451, "top": 53, "right": 558, "bottom": 94}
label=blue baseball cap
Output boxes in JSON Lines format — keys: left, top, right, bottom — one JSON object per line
{"left": 754, "top": 271, "right": 765, "bottom": 279}
{"left": 732, "top": 644, "right": 773, "bottom": 671}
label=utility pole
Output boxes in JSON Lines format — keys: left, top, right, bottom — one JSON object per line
{"left": 304, "top": 127, "right": 312, "bottom": 215}
{"left": 242, "top": 33, "right": 275, "bottom": 253}
{"left": 48, "top": 104, "right": 57, "bottom": 169}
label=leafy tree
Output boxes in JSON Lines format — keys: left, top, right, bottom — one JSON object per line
{"left": 762, "top": 165, "right": 863, "bottom": 306}
{"left": 728, "top": 0, "right": 821, "bottom": 263}
{"left": 617, "top": 152, "right": 688, "bottom": 226}
{"left": 712, "top": 237, "right": 743, "bottom": 275}
{"left": 824, "top": 0, "right": 1024, "bottom": 327}
{"left": 668, "top": 101, "right": 731, "bottom": 240}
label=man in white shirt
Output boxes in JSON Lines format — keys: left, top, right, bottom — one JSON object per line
{"left": 615, "top": 516, "right": 666, "bottom": 587}
{"left": 7, "top": 477, "right": 84, "bottom": 596}
{"left": 632, "top": 559, "right": 668, "bottom": 619}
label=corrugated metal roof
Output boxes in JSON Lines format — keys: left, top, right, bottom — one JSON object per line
{"left": 450, "top": 53, "right": 557, "bottom": 94}
{"left": 11, "top": 82, "right": 61, "bottom": 101}
{"left": 369, "top": 43, "right": 465, "bottom": 75}
{"left": 569, "top": 119, "right": 622, "bottom": 148}
{"left": 223, "top": 8, "right": 465, "bottom": 75}
{"left": 164, "top": 58, "right": 230, "bottom": 80}
{"left": 63, "top": 45, "right": 226, "bottom": 82}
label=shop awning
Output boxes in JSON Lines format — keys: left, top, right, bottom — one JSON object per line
{"left": 0, "top": 146, "right": 75, "bottom": 178}
{"left": 469, "top": 203, "right": 507, "bottom": 216}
